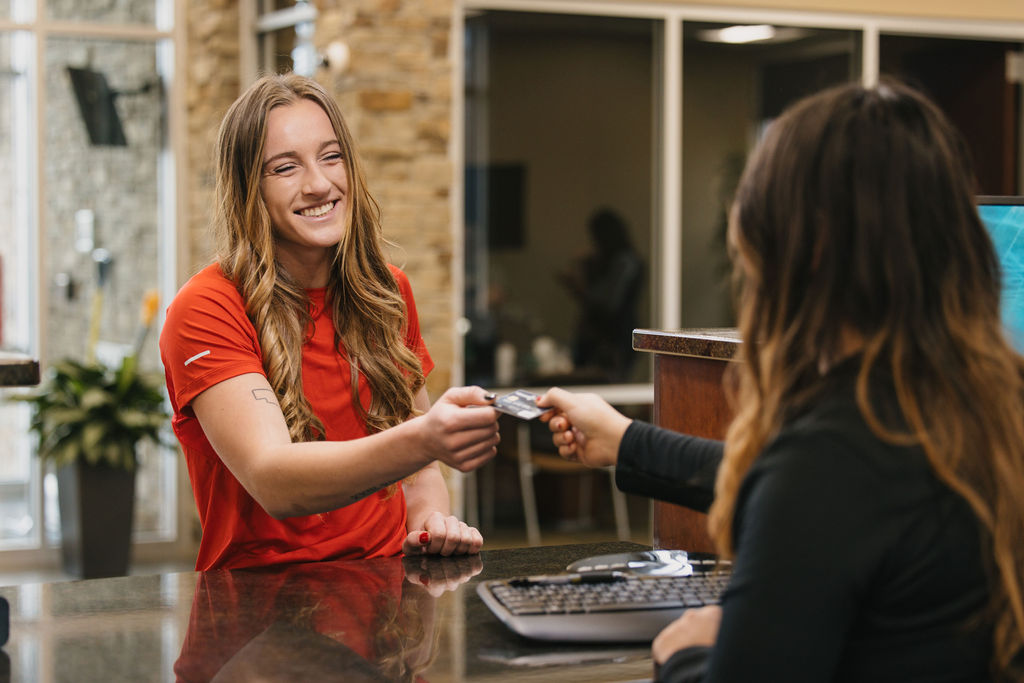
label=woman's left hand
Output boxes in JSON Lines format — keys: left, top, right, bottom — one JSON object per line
{"left": 652, "top": 605, "right": 723, "bottom": 664}
{"left": 403, "top": 510, "right": 483, "bottom": 556}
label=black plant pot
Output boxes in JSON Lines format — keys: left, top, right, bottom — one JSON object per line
{"left": 56, "top": 462, "right": 136, "bottom": 579}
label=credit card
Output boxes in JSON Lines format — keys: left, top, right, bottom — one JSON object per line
{"left": 493, "top": 389, "right": 552, "bottom": 420}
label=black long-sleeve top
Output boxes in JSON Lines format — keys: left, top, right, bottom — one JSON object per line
{"left": 616, "top": 364, "right": 992, "bottom": 682}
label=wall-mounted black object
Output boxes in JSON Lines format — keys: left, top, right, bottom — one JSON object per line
{"left": 67, "top": 67, "right": 159, "bottom": 147}
{"left": 67, "top": 66, "right": 127, "bottom": 146}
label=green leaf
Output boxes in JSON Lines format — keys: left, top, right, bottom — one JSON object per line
{"left": 117, "top": 408, "right": 151, "bottom": 429}
{"left": 117, "top": 355, "right": 138, "bottom": 395}
{"left": 52, "top": 439, "right": 80, "bottom": 468}
{"left": 80, "top": 387, "right": 113, "bottom": 411}
{"left": 81, "top": 421, "right": 106, "bottom": 452}
{"left": 108, "top": 443, "right": 135, "bottom": 470}
{"left": 43, "top": 407, "right": 87, "bottom": 426}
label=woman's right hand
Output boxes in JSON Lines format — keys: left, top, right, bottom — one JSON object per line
{"left": 416, "top": 386, "right": 500, "bottom": 472}
{"left": 537, "top": 387, "right": 631, "bottom": 468}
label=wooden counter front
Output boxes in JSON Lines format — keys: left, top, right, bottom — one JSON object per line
{"left": 633, "top": 328, "right": 740, "bottom": 553}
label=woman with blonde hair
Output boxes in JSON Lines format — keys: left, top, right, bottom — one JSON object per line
{"left": 539, "top": 79, "right": 1024, "bottom": 681}
{"left": 160, "top": 73, "right": 498, "bottom": 570}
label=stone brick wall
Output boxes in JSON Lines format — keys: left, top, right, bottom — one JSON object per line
{"left": 183, "top": 0, "right": 457, "bottom": 395}
{"left": 185, "top": 0, "right": 242, "bottom": 276}
{"left": 317, "top": 0, "right": 457, "bottom": 394}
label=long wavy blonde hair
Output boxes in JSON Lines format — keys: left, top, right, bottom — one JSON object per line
{"left": 212, "top": 73, "right": 424, "bottom": 442}
{"left": 710, "top": 80, "right": 1024, "bottom": 676}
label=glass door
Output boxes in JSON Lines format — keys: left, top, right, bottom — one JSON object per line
{"left": 680, "top": 22, "right": 862, "bottom": 326}
{"left": 463, "top": 10, "right": 658, "bottom": 389}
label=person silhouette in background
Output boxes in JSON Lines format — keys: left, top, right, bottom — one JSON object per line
{"left": 557, "top": 208, "right": 644, "bottom": 382}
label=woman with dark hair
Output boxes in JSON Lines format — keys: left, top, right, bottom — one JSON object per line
{"left": 160, "top": 74, "right": 499, "bottom": 571}
{"left": 539, "top": 80, "right": 1024, "bottom": 681}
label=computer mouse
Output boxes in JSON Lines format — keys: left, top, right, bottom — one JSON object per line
{"left": 566, "top": 549, "right": 693, "bottom": 577}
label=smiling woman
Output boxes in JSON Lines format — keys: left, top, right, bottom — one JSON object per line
{"left": 259, "top": 98, "right": 349, "bottom": 284}
{"left": 158, "top": 73, "right": 501, "bottom": 571}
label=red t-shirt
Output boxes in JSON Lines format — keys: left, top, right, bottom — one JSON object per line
{"left": 159, "top": 263, "right": 434, "bottom": 570}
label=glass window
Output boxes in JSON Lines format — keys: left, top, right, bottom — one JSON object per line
{"left": 41, "top": 36, "right": 175, "bottom": 543}
{"left": 46, "top": 0, "right": 160, "bottom": 26}
{"left": 463, "top": 11, "right": 657, "bottom": 388}
{"left": 0, "top": 29, "right": 38, "bottom": 550}
{"left": 259, "top": 27, "right": 300, "bottom": 76}
{"left": 880, "top": 35, "right": 1023, "bottom": 195}
{"left": 45, "top": 37, "right": 165, "bottom": 362}
{"left": 680, "top": 23, "right": 861, "bottom": 327}
{"left": 2, "top": 0, "right": 33, "bottom": 22}
{"left": 255, "top": 0, "right": 316, "bottom": 77}
{"left": 0, "top": 31, "right": 33, "bottom": 356}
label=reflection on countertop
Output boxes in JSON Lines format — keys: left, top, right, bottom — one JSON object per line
{"left": 0, "top": 541, "right": 653, "bottom": 682}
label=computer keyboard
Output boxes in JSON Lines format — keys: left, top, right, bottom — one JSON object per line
{"left": 477, "top": 564, "right": 730, "bottom": 643}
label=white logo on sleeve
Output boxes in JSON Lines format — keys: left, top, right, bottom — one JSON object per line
{"left": 184, "top": 350, "right": 211, "bottom": 366}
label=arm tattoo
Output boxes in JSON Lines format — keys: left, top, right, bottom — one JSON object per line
{"left": 252, "top": 388, "right": 278, "bottom": 405}
{"left": 350, "top": 476, "right": 402, "bottom": 503}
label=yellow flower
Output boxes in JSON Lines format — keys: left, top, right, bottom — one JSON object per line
{"left": 141, "top": 289, "right": 160, "bottom": 327}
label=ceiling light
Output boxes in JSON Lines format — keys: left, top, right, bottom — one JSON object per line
{"left": 698, "top": 24, "right": 777, "bottom": 44}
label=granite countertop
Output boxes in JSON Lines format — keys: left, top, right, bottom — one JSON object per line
{"left": 633, "top": 328, "right": 741, "bottom": 361}
{"left": 0, "top": 352, "right": 40, "bottom": 387}
{"left": 0, "top": 541, "right": 655, "bottom": 682}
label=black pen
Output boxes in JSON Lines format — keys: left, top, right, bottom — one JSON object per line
{"left": 509, "top": 571, "right": 627, "bottom": 587}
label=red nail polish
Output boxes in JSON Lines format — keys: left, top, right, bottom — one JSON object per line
{"left": 419, "top": 531, "right": 430, "bottom": 545}
{"left": 420, "top": 574, "right": 430, "bottom": 585}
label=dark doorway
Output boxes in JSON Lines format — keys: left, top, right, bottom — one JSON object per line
{"left": 880, "top": 36, "right": 1022, "bottom": 195}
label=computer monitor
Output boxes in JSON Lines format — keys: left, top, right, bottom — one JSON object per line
{"left": 977, "top": 196, "right": 1024, "bottom": 352}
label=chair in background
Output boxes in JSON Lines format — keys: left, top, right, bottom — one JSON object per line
{"left": 513, "top": 419, "right": 631, "bottom": 546}
{"left": 469, "top": 384, "right": 652, "bottom": 546}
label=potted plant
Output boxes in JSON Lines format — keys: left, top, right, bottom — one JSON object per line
{"left": 14, "top": 290, "right": 167, "bottom": 578}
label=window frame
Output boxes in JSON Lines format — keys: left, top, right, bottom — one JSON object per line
{"left": 0, "top": 0, "right": 191, "bottom": 571}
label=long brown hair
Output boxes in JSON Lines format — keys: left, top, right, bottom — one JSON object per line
{"left": 212, "top": 73, "right": 424, "bottom": 441}
{"left": 711, "top": 79, "right": 1024, "bottom": 674}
